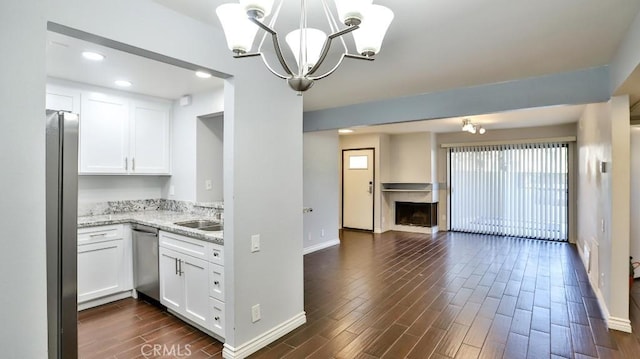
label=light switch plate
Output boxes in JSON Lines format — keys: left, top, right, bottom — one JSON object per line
{"left": 251, "top": 234, "right": 260, "bottom": 252}
{"left": 251, "top": 304, "right": 261, "bottom": 323}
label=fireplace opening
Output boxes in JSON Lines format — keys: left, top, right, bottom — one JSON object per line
{"left": 395, "top": 202, "right": 438, "bottom": 227}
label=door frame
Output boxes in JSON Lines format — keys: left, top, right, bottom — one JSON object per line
{"left": 341, "top": 147, "right": 375, "bottom": 231}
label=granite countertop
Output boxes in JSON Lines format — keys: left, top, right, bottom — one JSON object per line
{"left": 78, "top": 210, "right": 223, "bottom": 245}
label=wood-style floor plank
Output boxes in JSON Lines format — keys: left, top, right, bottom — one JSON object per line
{"left": 78, "top": 230, "right": 640, "bottom": 358}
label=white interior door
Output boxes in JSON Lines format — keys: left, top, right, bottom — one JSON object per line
{"left": 343, "top": 149, "right": 374, "bottom": 230}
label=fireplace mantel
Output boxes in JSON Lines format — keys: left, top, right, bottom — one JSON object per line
{"left": 381, "top": 182, "right": 432, "bottom": 192}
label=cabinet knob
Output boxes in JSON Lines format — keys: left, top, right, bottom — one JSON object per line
{"left": 213, "top": 252, "right": 219, "bottom": 257}
{"left": 214, "top": 316, "right": 220, "bottom": 321}
{"left": 214, "top": 281, "right": 220, "bottom": 285}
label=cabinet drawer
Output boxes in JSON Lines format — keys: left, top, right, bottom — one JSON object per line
{"left": 208, "top": 263, "right": 225, "bottom": 301}
{"left": 209, "top": 297, "right": 225, "bottom": 338}
{"left": 208, "top": 243, "right": 224, "bottom": 266}
{"left": 78, "top": 224, "right": 124, "bottom": 245}
{"left": 159, "top": 231, "right": 208, "bottom": 260}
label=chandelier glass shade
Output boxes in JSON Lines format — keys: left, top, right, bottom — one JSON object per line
{"left": 216, "top": 0, "right": 394, "bottom": 92}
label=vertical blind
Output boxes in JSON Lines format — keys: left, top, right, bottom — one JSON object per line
{"left": 450, "top": 142, "right": 568, "bottom": 241}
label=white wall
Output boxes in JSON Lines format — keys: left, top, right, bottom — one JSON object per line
{"left": 0, "top": 0, "right": 48, "bottom": 357}
{"left": 303, "top": 131, "right": 340, "bottom": 254}
{"left": 223, "top": 69, "right": 304, "bottom": 348}
{"left": 167, "top": 89, "right": 223, "bottom": 202}
{"left": 630, "top": 126, "right": 640, "bottom": 277}
{"left": 387, "top": 132, "right": 434, "bottom": 183}
{"left": 79, "top": 176, "right": 167, "bottom": 204}
{"left": 196, "top": 114, "right": 224, "bottom": 202}
{"left": 576, "top": 98, "right": 631, "bottom": 332}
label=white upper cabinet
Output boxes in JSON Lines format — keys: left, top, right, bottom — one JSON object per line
{"left": 130, "top": 100, "right": 171, "bottom": 174}
{"left": 46, "top": 84, "right": 81, "bottom": 113}
{"left": 80, "top": 92, "right": 130, "bottom": 174}
{"left": 47, "top": 81, "right": 172, "bottom": 175}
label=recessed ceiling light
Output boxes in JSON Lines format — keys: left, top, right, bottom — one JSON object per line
{"left": 114, "top": 80, "right": 132, "bottom": 87}
{"left": 338, "top": 129, "right": 354, "bottom": 134}
{"left": 82, "top": 51, "right": 105, "bottom": 61}
{"left": 195, "top": 71, "right": 212, "bottom": 79}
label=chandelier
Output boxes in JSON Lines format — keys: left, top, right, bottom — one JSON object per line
{"left": 462, "top": 119, "right": 486, "bottom": 134}
{"left": 216, "top": 0, "right": 394, "bottom": 93}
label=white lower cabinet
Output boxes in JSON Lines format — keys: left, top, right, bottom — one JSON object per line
{"left": 77, "top": 224, "right": 132, "bottom": 306}
{"left": 159, "top": 247, "right": 210, "bottom": 329}
{"left": 159, "top": 231, "right": 225, "bottom": 339}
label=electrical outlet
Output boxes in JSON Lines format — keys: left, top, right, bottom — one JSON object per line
{"left": 321, "top": 229, "right": 325, "bottom": 237}
{"left": 251, "top": 234, "right": 260, "bottom": 252}
{"left": 600, "top": 272, "right": 605, "bottom": 289}
{"left": 205, "top": 180, "right": 212, "bottom": 190}
{"left": 601, "top": 219, "right": 605, "bottom": 233}
{"left": 308, "top": 232, "right": 312, "bottom": 241}
{"left": 251, "top": 304, "right": 261, "bottom": 323}
{"left": 169, "top": 185, "right": 175, "bottom": 196}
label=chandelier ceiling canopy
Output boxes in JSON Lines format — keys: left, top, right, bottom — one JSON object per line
{"left": 216, "top": 0, "right": 394, "bottom": 93}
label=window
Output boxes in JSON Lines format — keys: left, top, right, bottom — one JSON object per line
{"left": 449, "top": 143, "right": 568, "bottom": 241}
{"left": 349, "top": 155, "right": 368, "bottom": 169}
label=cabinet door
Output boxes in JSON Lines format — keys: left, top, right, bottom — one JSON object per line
{"left": 77, "top": 240, "right": 124, "bottom": 303}
{"left": 46, "top": 85, "right": 81, "bottom": 113}
{"left": 182, "top": 255, "right": 210, "bottom": 328}
{"left": 159, "top": 247, "right": 183, "bottom": 312}
{"left": 130, "top": 100, "right": 171, "bottom": 174}
{"left": 80, "top": 92, "right": 129, "bottom": 174}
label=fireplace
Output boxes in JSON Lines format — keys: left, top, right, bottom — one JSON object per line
{"left": 395, "top": 202, "right": 438, "bottom": 227}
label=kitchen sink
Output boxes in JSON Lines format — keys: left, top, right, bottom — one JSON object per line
{"left": 199, "top": 224, "right": 223, "bottom": 232}
{"left": 174, "top": 220, "right": 220, "bottom": 229}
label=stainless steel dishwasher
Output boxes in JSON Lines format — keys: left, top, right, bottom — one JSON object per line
{"left": 132, "top": 224, "right": 160, "bottom": 301}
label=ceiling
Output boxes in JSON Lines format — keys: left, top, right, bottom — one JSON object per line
{"left": 339, "top": 104, "right": 586, "bottom": 135}
{"left": 46, "top": 31, "right": 224, "bottom": 100}
{"left": 154, "top": 0, "right": 640, "bottom": 111}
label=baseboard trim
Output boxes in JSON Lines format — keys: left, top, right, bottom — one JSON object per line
{"left": 303, "top": 239, "right": 340, "bottom": 255}
{"left": 590, "top": 278, "right": 633, "bottom": 333}
{"left": 222, "top": 312, "right": 306, "bottom": 359}
{"left": 78, "top": 290, "right": 132, "bottom": 311}
{"left": 608, "top": 315, "right": 632, "bottom": 333}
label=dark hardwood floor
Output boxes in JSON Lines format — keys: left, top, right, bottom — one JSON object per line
{"left": 79, "top": 230, "right": 640, "bottom": 358}
{"left": 78, "top": 298, "right": 223, "bottom": 358}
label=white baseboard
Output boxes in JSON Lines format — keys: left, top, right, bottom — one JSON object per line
{"left": 78, "top": 290, "right": 133, "bottom": 311}
{"left": 222, "top": 312, "right": 306, "bottom": 359}
{"left": 589, "top": 276, "right": 633, "bottom": 333}
{"left": 303, "top": 239, "right": 340, "bottom": 255}
{"left": 608, "top": 316, "right": 633, "bottom": 333}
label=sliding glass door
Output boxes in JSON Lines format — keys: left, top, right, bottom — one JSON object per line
{"left": 450, "top": 143, "right": 568, "bottom": 241}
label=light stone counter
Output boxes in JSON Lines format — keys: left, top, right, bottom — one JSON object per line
{"left": 78, "top": 210, "right": 223, "bottom": 245}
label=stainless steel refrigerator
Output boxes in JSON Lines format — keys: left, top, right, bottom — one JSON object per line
{"left": 46, "top": 110, "right": 79, "bottom": 359}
